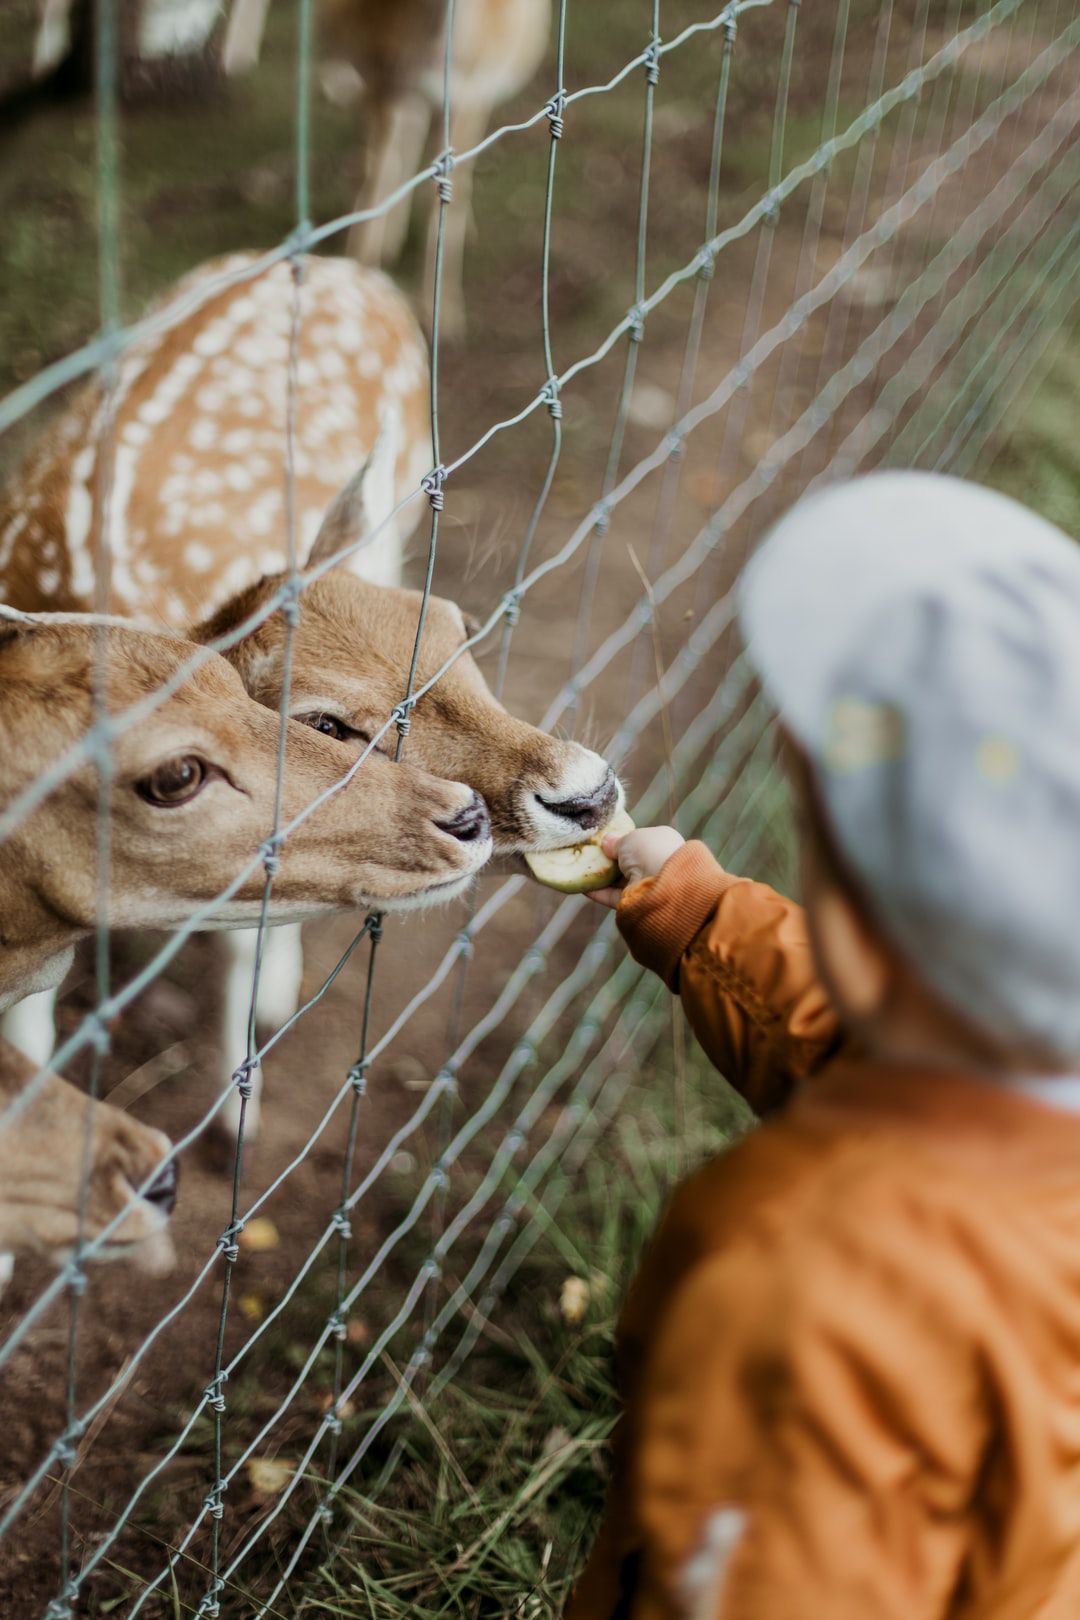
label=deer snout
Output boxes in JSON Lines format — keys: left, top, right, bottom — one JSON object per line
{"left": 436, "top": 790, "right": 491, "bottom": 846}
{"left": 142, "top": 1155, "right": 180, "bottom": 1217}
{"left": 536, "top": 765, "right": 620, "bottom": 833}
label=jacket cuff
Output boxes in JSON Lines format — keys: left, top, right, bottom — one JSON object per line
{"left": 616, "top": 841, "right": 743, "bottom": 990}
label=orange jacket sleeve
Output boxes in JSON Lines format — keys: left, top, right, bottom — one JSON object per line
{"left": 627, "top": 1208, "right": 985, "bottom": 1620}
{"left": 615, "top": 842, "right": 842, "bottom": 1114}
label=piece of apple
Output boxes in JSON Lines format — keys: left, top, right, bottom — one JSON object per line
{"left": 524, "top": 809, "right": 636, "bottom": 894}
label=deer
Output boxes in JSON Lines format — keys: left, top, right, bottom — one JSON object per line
{"left": 222, "top": 0, "right": 552, "bottom": 338}
{"left": 0, "top": 1036, "right": 178, "bottom": 1299}
{"left": 0, "top": 612, "right": 493, "bottom": 1117}
{"left": 0, "top": 251, "right": 620, "bottom": 1140}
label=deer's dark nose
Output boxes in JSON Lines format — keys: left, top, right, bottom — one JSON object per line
{"left": 538, "top": 768, "right": 618, "bottom": 830}
{"left": 436, "top": 790, "right": 491, "bottom": 844}
{"left": 144, "top": 1157, "right": 179, "bottom": 1215}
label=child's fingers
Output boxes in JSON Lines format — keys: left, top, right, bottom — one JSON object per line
{"left": 585, "top": 885, "right": 623, "bottom": 909}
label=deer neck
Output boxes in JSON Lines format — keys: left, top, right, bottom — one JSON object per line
{"left": 0, "top": 864, "right": 81, "bottom": 1013}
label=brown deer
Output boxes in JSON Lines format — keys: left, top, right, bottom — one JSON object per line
{"left": 0, "top": 252, "right": 618, "bottom": 1138}
{"left": 0, "top": 1037, "right": 178, "bottom": 1298}
{"left": 0, "top": 613, "right": 492, "bottom": 1110}
{"left": 222, "top": 0, "right": 552, "bottom": 336}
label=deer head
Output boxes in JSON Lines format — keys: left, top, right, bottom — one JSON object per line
{"left": 195, "top": 468, "right": 621, "bottom": 859}
{"left": 0, "top": 616, "right": 492, "bottom": 1009}
{"left": 0, "top": 1038, "right": 178, "bottom": 1291}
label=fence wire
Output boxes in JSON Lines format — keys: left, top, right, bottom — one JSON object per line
{"left": 0, "top": 0, "right": 1077, "bottom": 1613}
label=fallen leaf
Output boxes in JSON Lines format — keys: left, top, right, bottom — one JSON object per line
{"left": 237, "top": 1293, "right": 264, "bottom": 1322}
{"left": 560, "top": 1277, "right": 590, "bottom": 1324}
{"left": 239, "top": 1217, "right": 280, "bottom": 1253}
{"left": 247, "top": 1456, "right": 294, "bottom": 1499}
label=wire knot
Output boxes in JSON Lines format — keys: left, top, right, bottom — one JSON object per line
{"left": 366, "top": 911, "right": 384, "bottom": 945}
{"left": 67, "top": 1266, "right": 87, "bottom": 1299}
{"left": 206, "top": 1381, "right": 228, "bottom": 1417}
{"left": 332, "top": 1210, "right": 353, "bottom": 1241}
{"left": 323, "top": 1411, "right": 343, "bottom": 1436}
{"left": 501, "top": 590, "right": 522, "bottom": 627}
{"left": 432, "top": 150, "right": 454, "bottom": 205}
{"left": 456, "top": 927, "right": 475, "bottom": 960}
{"left": 197, "top": 1579, "right": 226, "bottom": 1618}
{"left": 55, "top": 1420, "right": 85, "bottom": 1469}
{"left": 44, "top": 1586, "right": 78, "bottom": 1620}
{"left": 422, "top": 464, "right": 447, "bottom": 511}
{"left": 204, "top": 1375, "right": 228, "bottom": 1414}
{"left": 232, "top": 1056, "right": 258, "bottom": 1099}
{"left": 545, "top": 90, "right": 566, "bottom": 140}
{"left": 541, "top": 376, "right": 563, "bottom": 420}
{"left": 218, "top": 1221, "right": 244, "bottom": 1263}
{"left": 697, "top": 246, "right": 716, "bottom": 281}
{"left": 86, "top": 1013, "right": 111, "bottom": 1057}
{"left": 644, "top": 38, "right": 661, "bottom": 86}
{"left": 762, "top": 189, "right": 781, "bottom": 226}
{"left": 203, "top": 1486, "right": 226, "bottom": 1522}
{"left": 391, "top": 700, "right": 413, "bottom": 738}
{"left": 723, "top": 11, "right": 738, "bottom": 43}
{"left": 260, "top": 839, "right": 281, "bottom": 878}
{"left": 348, "top": 1058, "right": 370, "bottom": 1094}
{"left": 436, "top": 1067, "right": 459, "bottom": 1100}
{"left": 593, "top": 499, "right": 612, "bottom": 537}
{"left": 280, "top": 576, "right": 302, "bottom": 628}
{"left": 328, "top": 1309, "right": 348, "bottom": 1342}
{"left": 628, "top": 304, "right": 646, "bottom": 343}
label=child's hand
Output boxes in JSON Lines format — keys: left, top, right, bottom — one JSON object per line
{"left": 587, "top": 825, "right": 685, "bottom": 909}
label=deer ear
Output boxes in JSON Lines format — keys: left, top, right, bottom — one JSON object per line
{"left": 305, "top": 454, "right": 376, "bottom": 572}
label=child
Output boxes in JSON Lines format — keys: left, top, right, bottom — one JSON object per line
{"left": 567, "top": 472, "right": 1080, "bottom": 1620}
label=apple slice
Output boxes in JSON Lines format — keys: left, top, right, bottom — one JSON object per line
{"left": 524, "top": 809, "right": 636, "bottom": 894}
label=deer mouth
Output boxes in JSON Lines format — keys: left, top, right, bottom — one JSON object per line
{"left": 520, "top": 763, "right": 622, "bottom": 851}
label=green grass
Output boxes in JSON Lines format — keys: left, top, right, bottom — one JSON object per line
{"left": 979, "top": 312, "right": 1080, "bottom": 539}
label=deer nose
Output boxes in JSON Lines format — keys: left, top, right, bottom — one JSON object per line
{"left": 537, "top": 768, "right": 618, "bottom": 830}
{"left": 143, "top": 1157, "right": 179, "bottom": 1216}
{"left": 436, "top": 790, "right": 491, "bottom": 845}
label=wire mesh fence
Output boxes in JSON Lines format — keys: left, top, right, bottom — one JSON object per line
{"left": 0, "top": 0, "right": 1077, "bottom": 1612}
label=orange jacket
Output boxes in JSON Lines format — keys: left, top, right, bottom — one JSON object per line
{"left": 567, "top": 843, "right": 1080, "bottom": 1620}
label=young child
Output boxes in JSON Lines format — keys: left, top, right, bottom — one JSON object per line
{"left": 566, "top": 471, "right": 1080, "bottom": 1620}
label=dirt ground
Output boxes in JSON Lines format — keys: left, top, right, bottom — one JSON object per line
{"left": 0, "top": 1, "right": 1075, "bottom": 1612}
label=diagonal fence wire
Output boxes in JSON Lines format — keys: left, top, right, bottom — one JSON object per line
{"left": 0, "top": 0, "right": 1076, "bottom": 1613}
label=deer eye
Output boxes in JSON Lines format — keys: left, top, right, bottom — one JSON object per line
{"left": 136, "top": 756, "right": 210, "bottom": 807}
{"left": 295, "top": 712, "right": 370, "bottom": 745}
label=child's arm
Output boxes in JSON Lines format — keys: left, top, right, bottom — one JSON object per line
{"left": 592, "top": 829, "right": 842, "bottom": 1114}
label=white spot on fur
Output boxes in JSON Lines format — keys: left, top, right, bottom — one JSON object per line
{"left": 185, "top": 541, "right": 214, "bottom": 571}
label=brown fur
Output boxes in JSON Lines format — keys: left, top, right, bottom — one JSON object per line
{"left": 197, "top": 572, "right": 613, "bottom": 851}
{"left": 0, "top": 619, "right": 489, "bottom": 1010}
{"left": 0, "top": 254, "right": 430, "bottom": 628}
{"left": 0, "top": 1037, "right": 176, "bottom": 1280}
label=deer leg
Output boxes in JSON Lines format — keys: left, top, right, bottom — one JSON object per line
{"left": 421, "top": 96, "right": 492, "bottom": 343}
{"left": 348, "top": 92, "right": 431, "bottom": 268}
{"left": 216, "top": 924, "right": 305, "bottom": 1144}
{"left": 255, "top": 923, "right": 304, "bottom": 1032}
{"left": 1, "top": 988, "right": 58, "bottom": 1071}
{"left": 222, "top": 0, "right": 272, "bottom": 75}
